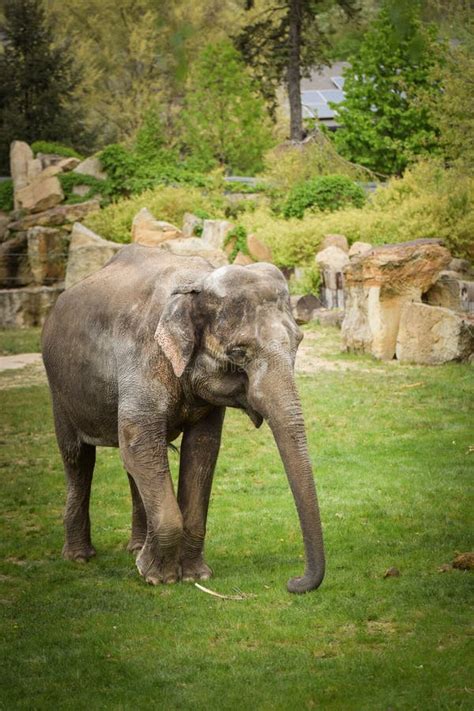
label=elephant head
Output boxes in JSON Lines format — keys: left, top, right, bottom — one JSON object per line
{"left": 155, "top": 262, "right": 325, "bottom": 593}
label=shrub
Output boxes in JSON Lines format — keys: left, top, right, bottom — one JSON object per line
{"left": 58, "top": 172, "right": 110, "bottom": 205}
{"left": 83, "top": 185, "right": 225, "bottom": 243}
{"left": 224, "top": 225, "right": 249, "bottom": 262}
{"left": 282, "top": 175, "right": 366, "bottom": 219}
{"left": 289, "top": 265, "right": 321, "bottom": 296}
{"left": 0, "top": 179, "right": 14, "bottom": 212}
{"left": 31, "top": 141, "right": 82, "bottom": 159}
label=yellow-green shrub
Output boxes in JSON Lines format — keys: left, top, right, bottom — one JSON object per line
{"left": 84, "top": 186, "right": 225, "bottom": 243}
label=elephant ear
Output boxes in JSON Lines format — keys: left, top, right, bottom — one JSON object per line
{"left": 154, "top": 284, "right": 201, "bottom": 378}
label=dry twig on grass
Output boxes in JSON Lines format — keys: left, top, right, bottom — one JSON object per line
{"left": 194, "top": 583, "right": 256, "bottom": 600}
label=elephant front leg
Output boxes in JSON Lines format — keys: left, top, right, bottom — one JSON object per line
{"left": 119, "top": 419, "right": 183, "bottom": 585}
{"left": 178, "top": 407, "right": 225, "bottom": 582}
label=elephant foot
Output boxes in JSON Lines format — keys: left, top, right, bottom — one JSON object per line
{"left": 181, "top": 556, "right": 213, "bottom": 582}
{"left": 62, "top": 542, "right": 96, "bottom": 563}
{"left": 136, "top": 548, "right": 180, "bottom": 585}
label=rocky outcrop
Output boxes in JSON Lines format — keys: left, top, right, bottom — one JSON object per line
{"left": 7, "top": 199, "right": 100, "bottom": 233}
{"left": 396, "top": 303, "right": 474, "bottom": 364}
{"left": 73, "top": 155, "right": 107, "bottom": 180}
{"left": 131, "top": 208, "right": 182, "bottom": 247}
{"left": 201, "top": 220, "right": 234, "bottom": 250}
{"left": 65, "top": 223, "right": 122, "bottom": 289}
{"left": 10, "top": 141, "right": 33, "bottom": 209}
{"left": 0, "top": 285, "right": 64, "bottom": 327}
{"left": 158, "top": 237, "right": 228, "bottom": 268}
{"left": 15, "top": 172, "right": 64, "bottom": 213}
{"left": 27, "top": 227, "right": 69, "bottom": 286}
{"left": 315, "top": 245, "right": 349, "bottom": 309}
{"left": 342, "top": 239, "right": 452, "bottom": 360}
{"left": 0, "top": 234, "right": 31, "bottom": 288}
{"left": 247, "top": 234, "right": 272, "bottom": 262}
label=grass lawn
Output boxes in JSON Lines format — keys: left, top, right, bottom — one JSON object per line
{"left": 0, "top": 325, "right": 472, "bottom": 710}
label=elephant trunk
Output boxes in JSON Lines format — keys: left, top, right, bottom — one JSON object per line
{"left": 247, "top": 358, "right": 325, "bottom": 593}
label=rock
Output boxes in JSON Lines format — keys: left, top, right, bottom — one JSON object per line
{"left": 10, "top": 141, "right": 33, "bottom": 207}
{"left": 424, "top": 272, "right": 464, "bottom": 311}
{"left": 452, "top": 553, "right": 474, "bottom": 570}
{"left": 56, "top": 157, "right": 81, "bottom": 172}
{"left": 65, "top": 223, "right": 122, "bottom": 289}
{"left": 7, "top": 200, "right": 100, "bottom": 232}
{"left": 158, "top": 237, "right": 228, "bottom": 268}
{"left": 233, "top": 251, "right": 253, "bottom": 266}
{"left": 201, "top": 220, "right": 234, "bottom": 250}
{"left": 15, "top": 174, "right": 64, "bottom": 213}
{"left": 73, "top": 155, "right": 107, "bottom": 180}
{"left": 396, "top": 302, "right": 474, "bottom": 364}
{"left": 37, "top": 165, "right": 62, "bottom": 179}
{"left": 0, "top": 234, "right": 32, "bottom": 288}
{"left": 0, "top": 284, "right": 64, "bottom": 327}
{"left": 0, "top": 215, "right": 10, "bottom": 242}
{"left": 27, "top": 158, "right": 43, "bottom": 181}
{"left": 182, "top": 212, "right": 204, "bottom": 238}
{"left": 312, "top": 308, "right": 344, "bottom": 328}
{"left": 247, "top": 234, "right": 272, "bottom": 262}
{"left": 315, "top": 246, "right": 349, "bottom": 309}
{"left": 448, "top": 258, "right": 472, "bottom": 277}
{"left": 27, "top": 226, "right": 69, "bottom": 286}
{"left": 342, "top": 239, "right": 451, "bottom": 360}
{"left": 131, "top": 208, "right": 182, "bottom": 247}
{"left": 290, "top": 294, "right": 322, "bottom": 324}
{"left": 72, "top": 184, "right": 91, "bottom": 198}
{"left": 319, "top": 234, "right": 349, "bottom": 253}
{"left": 349, "top": 241, "right": 372, "bottom": 259}
{"left": 383, "top": 567, "right": 400, "bottom": 578}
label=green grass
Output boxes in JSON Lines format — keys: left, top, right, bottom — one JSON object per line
{"left": 0, "top": 325, "right": 472, "bottom": 710}
{"left": 0, "top": 327, "right": 42, "bottom": 355}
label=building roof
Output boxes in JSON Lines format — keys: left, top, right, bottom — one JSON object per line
{"left": 301, "top": 62, "right": 350, "bottom": 127}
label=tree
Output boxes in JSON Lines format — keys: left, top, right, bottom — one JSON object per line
{"left": 181, "top": 40, "right": 274, "bottom": 175}
{"left": 0, "top": 0, "right": 86, "bottom": 173}
{"left": 333, "top": 1, "right": 444, "bottom": 175}
{"left": 235, "top": 0, "right": 358, "bottom": 141}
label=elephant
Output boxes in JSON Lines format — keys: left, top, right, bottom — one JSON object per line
{"left": 41, "top": 244, "right": 325, "bottom": 593}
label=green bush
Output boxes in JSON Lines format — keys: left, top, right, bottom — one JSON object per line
{"left": 289, "top": 265, "right": 321, "bottom": 296}
{"left": 31, "top": 141, "right": 82, "bottom": 159}
{"left": 282, "top": 175, "right": 366, "bottom": 219}
{"left": 58, "top": 172, "right": 110, "bottom": 205}
{"left": 83, "top": 185, "right": 225, "bottom": 243}
{"left": 224, "top": 225, "right": 249, "bottom": 262}
{"left": 0, "top": 179, "right": 14, "bottom": 212}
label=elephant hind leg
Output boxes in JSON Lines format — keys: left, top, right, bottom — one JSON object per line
{"left": 54, "top": 408, "right": 96, "bottom": 562}
{"left": 126, "top": 472, "right": 147, "bottom": 555}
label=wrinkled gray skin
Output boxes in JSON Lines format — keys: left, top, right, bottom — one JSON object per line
{"left": 42, "top": 244, "right": 325, "bottom": 593}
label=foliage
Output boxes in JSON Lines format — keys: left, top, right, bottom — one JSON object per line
{"left": 224, "top": 225, "right": 249, "bottom": 262}
{"left": 263, "top": 135, "right": 373, "bottom": 195}
{"left": 235, "top": 0, "right": 359, "bottom": 139}
{"left": 83, "top": 186, "right": 225, "bottom": 243}
{"left": 282, "top": 175, "right": 366, "bottom": 219}
{"left": 58, "top": 173, "right": 109, "bottom": 205}
{"left": 0, "top": 327, "right": 472, "bottom": 709}
{"left": 0, "top": 0, "right": 87, "bottom": 173}
{"left": 181, "top": 40, "right": 275, "bottom": 175}
{"left": 241, "top": 161, "right": 474, "bottom": 265}
{"left": 0, "top": 179, "right": 14, "bottom": 212}
{"left": 288, "top": 264, "right": 321, "bottom": 295}
{"left": 333, "top": 1, "right": 444, "bottom": 175}
{"left": 31, "top": 141, "right": 83, "bottom": 159}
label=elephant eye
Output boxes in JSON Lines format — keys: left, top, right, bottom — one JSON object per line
{"left": 226, "top": 346, "right": 248, "bottom": 362}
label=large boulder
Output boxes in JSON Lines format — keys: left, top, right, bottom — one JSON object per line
{"left": 396, "top": 302, "right": 474, "bottom": 364}
{"left": 7, "top": 200, "right": 100, "bottom": 233}
{"left": 247, "top": 233, "right": 273, "bottom": 262}
{"left": 27, "top": 226, "right": 69, "bottom": 286}
{"left": 10, "top": 141, "right": 33, "bottom": 208}
{"left": 65, "top": 223, "right": 122, "bottom": 289}
{"left": 0, "top": 285, "right": 64, "bottom": 328}
{"left": 315, "top": 245, "right": 349, "bottom": 309}
{"left": 0, "top": 234, "right": 32, "bottom": 288}
{"left": 342, "top": 239, "right": 451, "bottom": 360}
{"left": 15, "top": 173, "right": 64, "bottom": 213}
{"left": 290, "top": 294, "right": 322, "bottom": 324}
{"left": 201, "top": 220, "right": 234, "bottom": 250}
{"left": 131, "top": 208, "right": 182, "bottom": 247}
{"left": 158, "top": 237, "right": 228, "bottom": 268}
{"left": 73, "top": 155, "right": 107, "bottom": 180}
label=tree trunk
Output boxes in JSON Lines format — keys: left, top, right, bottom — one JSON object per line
{"left": 287, "top": 0, "right": 303, "bottom": 141}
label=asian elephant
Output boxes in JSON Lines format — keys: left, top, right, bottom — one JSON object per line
{"left": 41, "top": 244, "right": 325, "bottom": 593}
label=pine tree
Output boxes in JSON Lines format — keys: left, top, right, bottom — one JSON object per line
{"left": 0, "top": 0, "right": 86, "bottom": 173}
{"left": 181, "top": 40, "right": 274, "bottom": 175}
{"left": 333, "top": 1, "right": 443, "bottom": 175}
